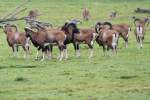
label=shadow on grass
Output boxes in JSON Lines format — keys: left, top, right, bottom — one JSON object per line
{"left": 14, "top": 77, "right": 28, "bottom": 82}
{"left": 57, "top": 88, "right": 74, "bottom": 94}
{"left": 119, "top": 75, "right": 139, "bottom": 79}
{"left": 0, "top": 65, "right": 37, "bottom": 69}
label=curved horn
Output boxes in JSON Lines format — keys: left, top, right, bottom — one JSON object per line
{"left": 102, "top": 22, "right": 112, "bottom": 29}
{"left": 40, "top": 22, "right": 53, "bottom": 28}
{"left": 132, "top": 16, "right": 136, "bottom": 20}
{"left": 10, "top": 24, "right": 18, "bottom": 32}
{"left": 144, "top": 18, "right": 149, "bottom": 26}
{"left": 62, "top": 22, "right": 69, "bottom": 29}
{"left": 35, "top": 23, "right": 45, "bottom": 30}
{"left": 69, "top": 19, "right": 82, "bottom": 24}
{"left": 95, "top": 22, "right": 101, "bottom": 33}
{"left": 64, "top": 21, "right": 79, "bottom": 34}
{"left": 2, "top": 23, "right": 10, "bottom": 29}
{"left": 65, "top": 19, "right": 80, "bottom": 28}
{"left": 133, "top": 18, "right": 140, "bottom": 26}
{"left": 65, "top": 21, "right": 75, "bottom": 29}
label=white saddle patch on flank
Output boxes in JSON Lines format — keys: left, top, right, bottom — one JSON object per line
{"left": 25, "top": 43, "right": 29, "bottom": 48}
{"left": 44, "top": 43, "right": 50, "bottom": 47}
{"left": 126, "top": 33, "right": 129, "bottom": 38}
{"left": 14, "top": 33, "right": 19, "bottom": 40}
{"left": 128, "top": 27, "right": 131, "bottom": 33}
{"left": 26, "top": 37, "right": 30, "bottom": 44}
{"left": 112, "top": 34, "right": 117, "bottom": 48}
{"left": 25, "top": 37, "right": 30, "bottom": 47}
{"left": 136, "top": 26, "right": 143, "bottom": 37}
{"left": 91, "top": 33, "right": 96, "bottom": 45}
{"left": 127, "top": 27, "right": 131, "bottom": 38}
{"left": 102, "top": 32, "right": 106, "bottom": 39}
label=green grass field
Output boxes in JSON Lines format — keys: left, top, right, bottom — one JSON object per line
{"left": 0, "top": 0, "right": 150, "bottom": 100}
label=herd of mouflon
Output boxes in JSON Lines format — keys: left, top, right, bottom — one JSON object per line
{"left": 2, "top": 15, "right": 149, "bottom": 61}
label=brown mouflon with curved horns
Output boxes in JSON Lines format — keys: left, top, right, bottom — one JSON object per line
{"left": 133, "top": 16, "right": 149, "bottom": 49}
{"left": 25, "top": 27, "right": 50, "bottom": 61}
{"left": 25, "top": 25, "right": 66, "bottom": 61}
{"left": 95, "top": 22, "right": 119, "bottom": 55}
{"left": 61, "top": 21, "right": 97, "bottom": 58}
{"left": 3, "top": 24, "right": 30, "bottom": 58}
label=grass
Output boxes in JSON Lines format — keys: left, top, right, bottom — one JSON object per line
{"left": 0, "top": 0, "right": 150, "bottom": 100}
